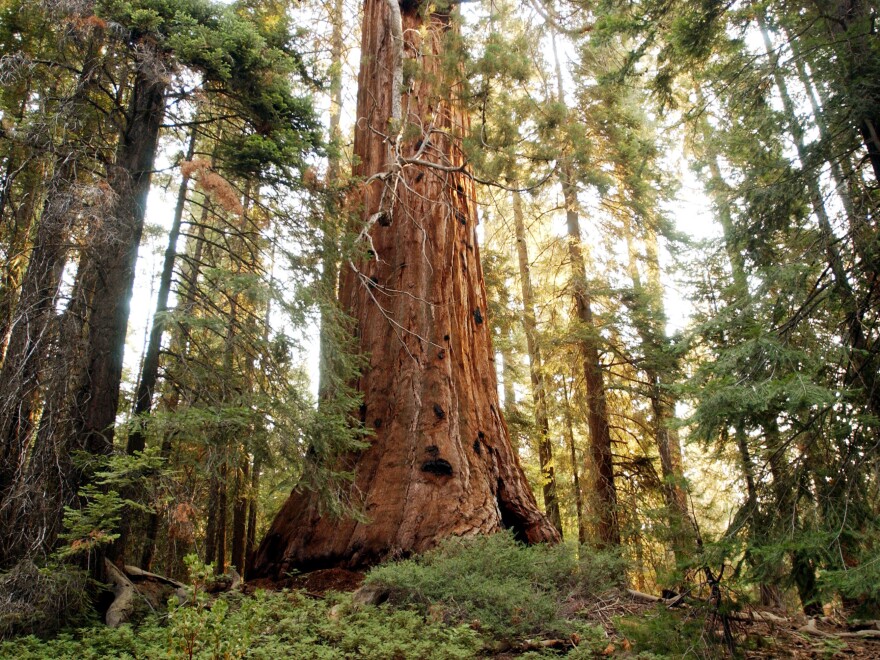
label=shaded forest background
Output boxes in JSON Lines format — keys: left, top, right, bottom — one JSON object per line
{"left": 0, "top": 0, "right": 878, "bottom": 650}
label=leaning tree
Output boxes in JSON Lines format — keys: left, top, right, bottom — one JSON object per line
{"left": 250, "top": 0, "right": 560, "bottom": 577}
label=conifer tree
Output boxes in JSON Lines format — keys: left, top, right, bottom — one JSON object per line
{"left": 251, "top": 0, "right": 559, "bottom": 577}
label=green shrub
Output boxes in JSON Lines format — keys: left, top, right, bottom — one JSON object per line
{"left": 0, "top": 536, "right": 629, "bottom": 658}
{"left": 364, "top": 531, "right": 624, "bottom": 644}
{"left": 617, "top": 606, "right": 726, "bottom": 659}
{"left": 0, "top": 587, "right": 482, "bottom": 659}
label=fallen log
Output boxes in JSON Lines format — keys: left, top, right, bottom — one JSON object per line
{"left": 626, "top": 589, "right": 686, "bottom": 608}
{"left": 798, "top": 618, "right": 880, "bottom": 639}
{"left": 627, "top": 589, "right": 663, "bottom": 603}
{"left": 123, "top": 564, "right": 185, "bottom": 588}
{"left": 105, "top": 560, "right": 136, "bottom": 628}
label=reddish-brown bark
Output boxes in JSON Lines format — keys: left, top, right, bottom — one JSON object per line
{"left": 250, "top": 1, "right": 559, "bottom": 578}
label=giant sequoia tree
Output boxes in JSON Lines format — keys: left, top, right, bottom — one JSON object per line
{"left": 250, "top": 0, "right": 559, "bottom": 576}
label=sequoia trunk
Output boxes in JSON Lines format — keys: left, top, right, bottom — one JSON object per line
{"left": 250, "top": 1, "right": 559, "bottom": 577}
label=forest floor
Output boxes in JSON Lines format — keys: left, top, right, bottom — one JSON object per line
{"left": 3, "top": 535, "right": 879, "bottom": 658}
{"left": 249, "top": 566, "right": 880, "bottom": 659}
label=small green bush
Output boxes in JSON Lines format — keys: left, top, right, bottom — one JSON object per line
{"left": 364, "top": 531, "right": 623, "bottom": 644}
{"left": 617, "top": 606, "right": 725, "bottom": 659}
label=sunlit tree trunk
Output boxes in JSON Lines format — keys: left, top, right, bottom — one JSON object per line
{"left": 561, "top": 375, "right": 586, "bottom": 544}
{"left": 559, "top": 172, "right": 618, "bottom": 547}
{"left": 251, "top": 0, "right": 559, "bottom": 577}
{"left": 551, "top": 31, "right": 619, "bottom": 548}
{"left": 622, "top": 213, "right": 690, "bottom": 562}
{"left": 317, "top": 0, "right": 347, "bottom": 399}
{"left": 512, "top": 188, "right": 562, "bottom": 534}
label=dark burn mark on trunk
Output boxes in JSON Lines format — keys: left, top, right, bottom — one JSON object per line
{"left": 414, "top": 171, "right": 424, "bottom": 183}
{"left": 421, "top": 459, "right": 453, "bottom": 476}
{"left": 377, "top": 211, "right": 391, "bottom": 226}
{"left": 437, "top": 348, "right": 446, "bottom": 359}
{"left": 443, "top": 334, "right": 450, "bottom": 341}
{"left": 399, "top": 0, "right": 423, "bottom": 15}
{"left": 359, "top": 403, "right": 367, "bottom": 423}
{"left": 496, "top": 479, "right": 528, "bottom": 542}
{"left": 473, "top": 438, "right": 481, "bottom": 455}
{"left": 425, "top": 445, "right": 439, "bottom": 456}
{"left": 433, "top": 403, "right": 445, "bottom": 419}
{"left": 473, "top": 308, "right": 483, "bottom": 324}
{"left": 374, "top": 418, "right": 382, "bottom": 428}
{"left": 455, "top": 210, "right": 467, "bottom": 225}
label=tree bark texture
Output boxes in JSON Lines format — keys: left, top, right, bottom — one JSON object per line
{"left": 22, "top": 54, "right": 165, "bottom": 561}
{"left": 250, "top": 1, "right": 559, "bottom": 578}
{"left": 0, "top": 39, "right": 104, "bottom": 516}
{"left": 231, "top": 457, "right": 249, "bottom": 573}
{"left": 72, "top": 64, "right": 166, "bottom": 461}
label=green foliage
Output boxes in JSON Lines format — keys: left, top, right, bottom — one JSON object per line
{"left": 0, "top": 541, "right": 634, "bottom": 657}
{"left": 57, "top": 450, "right": 164, "bottom": 559}
{"left": 617, "top": 607, "right": 726, "bottom": 659}
{"left": 0, "top": 584, "right": 483, "bottom": 659}
{"left": 365, "top": 532, "right": 625, "bottom": 642}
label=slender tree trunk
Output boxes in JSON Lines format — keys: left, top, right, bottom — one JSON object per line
{"left": 215, "top": 461, "right": 227, "bottom": 575}
{"left": 204, "top": 473, "right": 220, "bottom": 568}
{"left": 499, "top": 332, "right": 520, "bottom": 452}
{"left": 244, "top": 455, "right": 260, "bottom": 578}
{"left": 127, "top": 128, "right": 197, "bottom": 454}
{"left": 251, "top": 1, "right": 558, "bottom": 578}
{"left": 559, "top": 170, "right": 619, "bottom": 547}
{"left": 722, "top": 423, "right": 759, "bottom": 542}
{"left": 621, "top": 214, "right": 690, "bottom": 560}
{"left": 231, "top": 457, "right": 250, "bottom": 573}
{"left": 140, "top": 212, "right": 209, "bottom": 571}
{"left": 549, "top": 32, "right": 618, "bottom": 547}
{"left": 561, "top": 376, "right": 586, "bottom": 544}
{"left": 781, "top": 25, "right": 858, "bottom": 223}
{"left": 512, "top": 188, "right": 562, "bottom": 534}
{"left": 317, "top": 0, "right": 346, "bottom": 399}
